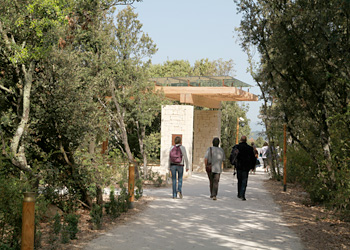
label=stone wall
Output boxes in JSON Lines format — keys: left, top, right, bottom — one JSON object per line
{"left": 160, "top": 105, "right": 194, "bottom": 177}
{"left": 193, "top": 110, "right": 222, "bottom": 172}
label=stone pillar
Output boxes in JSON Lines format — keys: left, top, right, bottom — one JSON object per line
{"left": 193, "top": 110, "right": 222, "bottom": 172}
{"left": 160, "top": 105, "right": 193, "bottom": 177}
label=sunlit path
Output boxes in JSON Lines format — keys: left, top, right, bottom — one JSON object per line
{"left": 84, "top": 167, "right": 304, "bottom": 250}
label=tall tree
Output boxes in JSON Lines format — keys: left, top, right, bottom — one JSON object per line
{"left": 99, "top": 6, "right": 160, "bottom": 175}
{"left": 235, "top": 0, "right": 350, "bottom": 203}
{"left": 149, "top": 60, "right": 193, "bottom": 77}
{"left": 0, "top": 0, "right": 72, "bottom": 183}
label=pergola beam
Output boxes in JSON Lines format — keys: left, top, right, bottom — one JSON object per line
{"left": 155, "top": 86, "right": 258, "bottom": 108}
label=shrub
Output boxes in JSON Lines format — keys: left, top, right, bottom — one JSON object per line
{"left": 118, "top": 180, "right": 130, "bottom": 213}
{"left": 0, "top": 169, "right": 27, "bottom": 250}
{"left": 90, "top": 203, "right": 103, "bottom": 230}
{"left": 61, "top": 213, "right": 79, "bottom": 242}
{"left": 135, "top": 178, "right": 143, "bottom": 200}
{"left": 105, "top": 189, "right": 119, "bottom": 219}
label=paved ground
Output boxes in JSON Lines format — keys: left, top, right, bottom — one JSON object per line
{"left": 84, "top": 167, "right": 304, "bottom": 250}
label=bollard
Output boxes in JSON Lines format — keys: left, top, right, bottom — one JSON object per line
{"left": 128, "top": 163, "right": 135, "bottom": 209}
{"left": 283, "top": 124, "right": 287, "bottom": 192}
{"left": 235, "top": 117, "right": 239, "bottom": 144}
{"left": 21, "top": 192, "right": 36, "bottom": 250}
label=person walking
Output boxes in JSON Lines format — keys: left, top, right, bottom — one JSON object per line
{"left": 250, "top": 142, "right": 259, "bottom": 174}
{"left": 204, "top": 137, "right": 225, "bottom": 201}
{"left": 260, "top": 142, "right": 269, "bottom": 172}
{"left": 169, "top": 136, "right": 189, "bottom": 199}
{"left": 230, "top": 136, "right": 256, "bottom": 201}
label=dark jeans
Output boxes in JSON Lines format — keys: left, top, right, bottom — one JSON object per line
{"left": 170, "top": 165, "right": 184, "bottom": 198}
{"left": 207, "top": 172, "right": 220, "bottom": 197}
{"left": 237, "top": 169, "right": 249, "bottom": 198}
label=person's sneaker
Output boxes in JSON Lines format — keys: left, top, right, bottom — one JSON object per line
{"left": 237, "top": 195, "right": 242, "bottom": 199}
{"left": 213, "top": 196, "right": 217, "bottom": 200}
{"left": 178, "top": 192, "right": 183, "bottom": 199}
{"left": 210, "top": 195, "right": 213, "bottom": 198}
{"left": 241, "top": 197, "right": 246, "bottom": 201}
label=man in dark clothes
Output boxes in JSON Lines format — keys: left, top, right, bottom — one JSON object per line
{"left": 230, "top": 135, "right": 256, "bottom": 201}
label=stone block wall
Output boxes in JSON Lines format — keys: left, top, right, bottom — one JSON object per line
{"left": 193, "top": 110, "right": 222, "bottom": 172}
{"left": 160, "top": 105, "right": 194, "bottom": 176}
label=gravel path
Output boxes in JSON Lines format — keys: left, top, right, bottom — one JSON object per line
{"left": 84, "top": 168, "right": 304, "bottom": 250}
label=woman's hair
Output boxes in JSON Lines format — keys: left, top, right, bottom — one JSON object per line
{"left": 174, "top": 136, "right": 182, "bottom": 144}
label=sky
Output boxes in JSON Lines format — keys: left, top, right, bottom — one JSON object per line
{"left": 123, "top": 0, "right": 264, "bottom": 131}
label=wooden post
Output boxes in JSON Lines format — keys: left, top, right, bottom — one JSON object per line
{"left": 101, "top": 139, "right": 108, "bottom": 154}
{"left": 21, "top": 192, "right": 36, "bottom": 250}
{"left": 128, "top": 163, "right": 135, "bottom": 209}
{"left": 235, "top": 117, "right": 239, "bottom": 144}
{"left": 283, "top": 124, "right": 287, "bottom": 192}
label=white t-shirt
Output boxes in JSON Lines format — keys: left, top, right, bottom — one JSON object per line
{"left": 204, "top": 146, "right": 225, "bottom": 173}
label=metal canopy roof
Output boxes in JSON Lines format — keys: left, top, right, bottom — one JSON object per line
{"left": 151, "top": 76, "right": 258, "bottom": 109}
{"left": 150, "top": 76, "right": 251, "bottom": 87}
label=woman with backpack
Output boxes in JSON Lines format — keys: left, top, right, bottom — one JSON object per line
{"left": 169, "top": 136, "right": 189, "bottom": 199}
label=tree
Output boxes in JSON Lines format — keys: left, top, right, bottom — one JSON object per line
{"left": 192, "top": 58, "right": 216, "bottom": 76}
{"left": 99, "top": 6, "right": 161, "bottom": 178}
{"left": 255, "top": 136, "right": 265, "bottom": 148}
{"left": 235, "top": 0, "right": 350, "bottom": 208}
{"left": 221, "top": 102, "right": 251, "bottom": 167}
{"left": 0, "top": 0, "right": 74, "bottom": 185}
{"left": 149, "top": 60, "right": 193, "bottom": 77}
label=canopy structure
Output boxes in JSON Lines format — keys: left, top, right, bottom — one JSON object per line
{"left": 151, "top": 76, "right": 258, "bottom": 109}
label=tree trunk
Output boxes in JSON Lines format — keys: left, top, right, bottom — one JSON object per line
{"left": 110, "top": 83, "right": 139, "bottom": 178}
{"left": 10, "top": 63, "right": 35, "bottom": 176}
{"left": 136, "top": 122, "right": 148, "bottom": 179}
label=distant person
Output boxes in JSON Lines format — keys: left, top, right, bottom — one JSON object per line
{"left": 169, "top": 136, "right": 189, "bottom": 199}
{"left": 204, "top": 137, "right": 225, "bottom": 200}
{"left": 250, "top": 142, "right": 259, "bottom": 174}
{"left": 260, "top": 142, "right": 269, "bottom": 172}
{"left": 230, "top": 136, "right": 256, "bottom": 200}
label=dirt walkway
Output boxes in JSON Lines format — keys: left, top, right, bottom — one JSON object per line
{"left": 84, "top": 168, "right": 304, "bottom": 250}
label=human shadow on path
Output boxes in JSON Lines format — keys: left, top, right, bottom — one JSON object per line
{"left": 85, "top": 169, "right": 304, "bottom": 250}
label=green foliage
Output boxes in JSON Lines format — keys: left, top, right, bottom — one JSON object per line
{"left": 145, "top": 171, "right": 164, "bottom": 187}
{"left": 62, "top": 213, "right": 79, "bottom": 241}
{"left": 221, "top": 102, "right": 251, "bottom": 168}
{"left": 135, "top": 178, "right": 143, "bottom": 200}
{"left": 90, "top": 203, "right": 103, "bottom": 230}
{"left": 144, "top": 132, "right": 161, "bottom": 161}
{"left": 149, "top": 60, "right": 192, "bottom": 77}
{"left": 255, "top": 137, "right": 265, "bottom": 148}
{"left": 155, "top": 175, "right": 163, "bottom": 187}
{"left": 149, "top": 58, "right": 236, "bottom": 78}
{"left": 53, "top": 213, "right": 62, "bottom": 235}
{"left": 118, "top": 180, "right": 130, "bottom": 213}
{"left": 235, "top": 0, "right": 350, "bottom": 217}
{"left": 0, "top": 169, "right": 28, "bottom": 249}
{"left": 104, "top": 189, "right": 119, "bottom": 219}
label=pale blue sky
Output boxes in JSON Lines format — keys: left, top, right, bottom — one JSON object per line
{"left": 125, "top": 0, "right": 264, "bottom": 131}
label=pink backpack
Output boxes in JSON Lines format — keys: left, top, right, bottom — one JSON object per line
{"left": 170, "top": 145, "right": 183, "bottom": 165}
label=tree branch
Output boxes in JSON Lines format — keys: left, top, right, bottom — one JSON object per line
{"left": 10, "top": 62, "right": 34, "bottom": 157}
{"left": 60, "top": 141, "right": 73, "bottom": 166}
{"left": 0, "top": 84, "right": 14, "bottom": 94}
{"left": 0, "top": 20, "right": 12, "bottom": 52}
